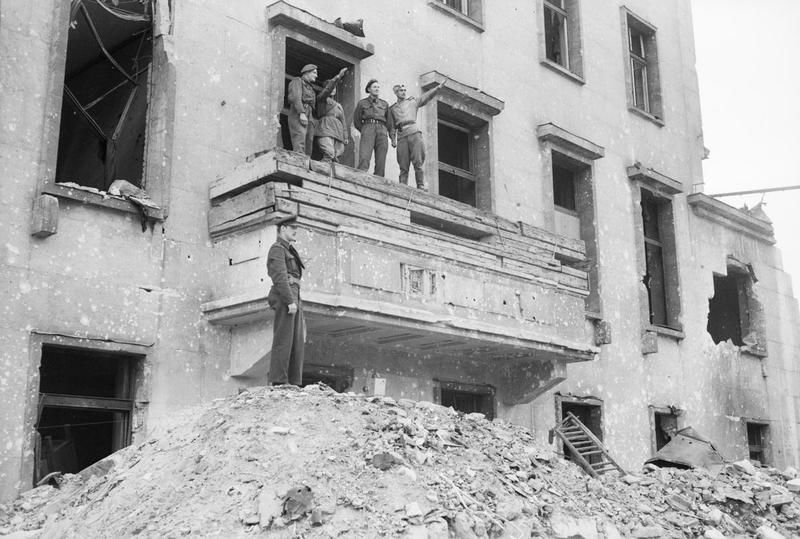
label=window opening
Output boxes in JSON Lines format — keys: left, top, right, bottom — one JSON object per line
{"left": 552, "top": 163, "right": 577, "bottom": 211}
{"left": 628, "top": 27, "right": 648, "bottom": 112}
{"left": 641, "top": 189, "right": 669, "bottom": 326}
{"left": 544, "top": 0, "right": 569, "bottom": 68}
{"left": 56, "top": 0, "right": 153, "bottom": 191}
{"left": 708, "top": 272, "right": 748, "bottom": 345}
{"left": 440, "top": 0, "right": 469, "bottom": 16}
{"left": 437, "top": 119, "right": 476, "bottom": 207}
{"left": 625, "top": 12, "right": 662, "bottom": 119}
{"left": 35, "top": 345, "right": 137, "bottom": 483}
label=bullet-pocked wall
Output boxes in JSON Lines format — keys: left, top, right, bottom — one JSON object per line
{"left": 2, "top": 0, "right": 799, "bottom": 501}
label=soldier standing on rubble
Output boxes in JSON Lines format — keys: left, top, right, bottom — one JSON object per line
{"left": 353, "top": 79, "right": 392, "bottom": 176}
{"left": 388, "top": 79, "right": 447, "bottom": 190}
{"left": 267, "top": 216, "right": 306, "bottom": 385}
{"left": 286, "top": 64, "right": 347, "bottom": 155}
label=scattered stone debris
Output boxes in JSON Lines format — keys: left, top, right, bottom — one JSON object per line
{"left": 1, "top": 384, "right": 799, "bottom": 537}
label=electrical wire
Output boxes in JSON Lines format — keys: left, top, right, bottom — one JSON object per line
{"left": 92, "top": 0, "right": 152, "bottom": 22}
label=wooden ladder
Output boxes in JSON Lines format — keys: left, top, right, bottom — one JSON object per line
{"left": 552, "top": 412, "right": 626, "bottom": 478}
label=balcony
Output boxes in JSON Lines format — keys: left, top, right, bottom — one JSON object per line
{"left": 202, "top": 149, "right": 597, "bottom": 403}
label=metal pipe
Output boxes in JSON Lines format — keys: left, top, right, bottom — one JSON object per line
{"left": 709, "top": 185, "right": 800, "bottom": 197}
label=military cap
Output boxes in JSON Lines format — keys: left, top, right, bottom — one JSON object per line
{"left": 365, "top": 79, "right": 379, "bottom": 93}
{"left": 300, "top": 64, "right": 318, "bottom": 74}
{"left": 275, "top": 215, "right": 299, "bottom": 228}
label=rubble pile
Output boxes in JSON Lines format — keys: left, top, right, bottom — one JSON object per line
{"left": 1, "top": 385, "right": 799, "bottom": 538}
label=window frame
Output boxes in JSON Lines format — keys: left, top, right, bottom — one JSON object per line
{"left": 419, "top": 72, "right": 504, "bottom": 213}
{"left": 428, "top": 0, "right": 484, "bottom": 31}
{"left": 36, "top": 0, "right": 173, "bottom": 221}
{"left": 621, "top": 7, "right": 663, "bottom": 124}
{"left": 745, "top": 421, "right": 770, "bottom": 465}
{"left": 539, "top": 0, "right": 584, "bottom": 82}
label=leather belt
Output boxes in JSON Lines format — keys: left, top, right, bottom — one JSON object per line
{"left": 396, "top": 121, "right": 415, "bottom": 129}
{"left": 363, "top": 119, "right": 385, "bottom": 125}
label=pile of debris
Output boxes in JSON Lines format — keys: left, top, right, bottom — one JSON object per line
{"left": 1, "top": 385, "right": 799, "bottom": 538}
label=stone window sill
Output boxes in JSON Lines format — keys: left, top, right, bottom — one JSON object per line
{"left": 628, "top": 106, "right": 665, "bottom": 127}
{"left": 43, "top": 183, "right": 166, "bottom": 220}
{"left": 427, "top": 1, "right": 484, "bottom": 32}
{"left": 649, "top": 324, "right": 685, "bottom": 341}
{"left": 540, "top": 59, "right": 585, "bottom": 85}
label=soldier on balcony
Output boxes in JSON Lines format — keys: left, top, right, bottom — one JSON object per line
{"left": 353, "top": 79, "right": 392, "bottom": 176}
{"left": 389, "top": 79, "right": 447, "bottom": 190}
{"left": 286, "top": 65, "right": 347, "bottom": 156}
{"left": 266, "top": 215, "right": 306, "bottom": 386}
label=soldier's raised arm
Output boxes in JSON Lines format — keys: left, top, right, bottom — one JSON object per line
{"left": 418, "top": 79, "right": 447, "bottom": 107}
{"left": 318, "top": 67, "right": 348, "bottom": 102}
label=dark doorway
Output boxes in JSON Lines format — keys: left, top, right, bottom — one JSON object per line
{"left": 746, "top": 422, "right": 769, "bottom": 464}
{"left": 301, "top": 364, "right": 353, "bottom": 393}
{"left": 282, "top": 38, "right": 355, "bottom": 166}
{"left": 708, "top": 272, "right": 747, "bottom": 345}
{"left": 560, "top": 401, "right": 602, "bottom": 463}
{"left": 35, "top": 345, "right": 138, "bottom": 482}
{"left": 437, "top": 381, "right": 495, "bottom": 420}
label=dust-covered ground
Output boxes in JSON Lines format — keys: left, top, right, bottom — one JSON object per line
{"left": 1, "top": 385, "right": 799, "bottom": 538}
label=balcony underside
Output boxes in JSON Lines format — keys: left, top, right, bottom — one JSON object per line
{"left": 202, "top": 290, "right": 597, "bottom": 364}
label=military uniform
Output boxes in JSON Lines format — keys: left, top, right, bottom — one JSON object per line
{"left": 354, "top": 94, "right": 392, "bottom": 176}
{"left": 286, "top": 74, "right": 317, "bottom": 156}
{"left": 389, "top": 97, "right": 426, "bottom": 188}
{"left": 267, "top": 229, "right": 306, "bottom": 385}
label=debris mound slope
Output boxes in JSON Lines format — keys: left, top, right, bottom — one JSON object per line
{"left": 1, "top": 385, "right": 799, "bottom": 538}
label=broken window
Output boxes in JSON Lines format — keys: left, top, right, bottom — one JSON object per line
{"left": 35, "top": 345, "right": 138, "bottom": 483}
{"left": 56, "top": 0, "right": 153, "bottom": 190}
{"left": 625, "top": 10, "right": 662, "bottom": 119}
{"left": 640, "top": 188, "right": 680, "bottom": 329}
{"left": 280, "top": 38, "right": 355, "bottom": 165}
{"left": 707, "top": 262, "right": 761, "bottom": 348}
{"left": 558, "top": 399, "right": 603, "bottom": 464}
{"left": 746, "top": 422, "right": 769, "bottom": 465}
{"left": 436, "top": 381, "right": 495, "bottom": 420}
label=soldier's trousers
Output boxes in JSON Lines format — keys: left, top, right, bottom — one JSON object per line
{"left": 269, "top": 295, "right": 305, "bottom": 385}
{"left": 357, "top": 123, "right": 388, "bottom": 176}
{"left": 288, "top": 106, "right": 315, "bottom": 156}
{"left": 397, "top": 132, "right": 426, "bottom": 187}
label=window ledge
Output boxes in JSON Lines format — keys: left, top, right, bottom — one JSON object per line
{"left": 540, "top": 59, "right": 585, "bottom": 85}
{"left": 628, "top": 106, "right": 665, "bottom": 127}
{"left": 43, "top": 183, "right": 166, "bottom": 220}
{"left": 427, "top": 1, "right": 484, "bottom": 32}
{"left": 649, "top": 324, "right": 685, "bottom": 340}
{"left": 740, "top": 345, "right": 768, "bottom": 359}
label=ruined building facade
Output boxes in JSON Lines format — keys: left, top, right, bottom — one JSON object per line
{"left": 2, "top": 0, "right": 799, "bottom": 500}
